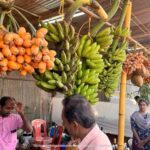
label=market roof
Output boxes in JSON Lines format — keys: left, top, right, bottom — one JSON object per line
{"left": 14, "top": 0, "right": 150, "bottom": 52}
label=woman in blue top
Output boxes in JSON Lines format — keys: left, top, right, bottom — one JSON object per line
{"left": 131, "top": 98, "right": 150, "bottom": 150}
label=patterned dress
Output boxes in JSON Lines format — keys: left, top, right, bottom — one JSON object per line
{"left": 131, "top": 112, "right": 150, "bottom": 150}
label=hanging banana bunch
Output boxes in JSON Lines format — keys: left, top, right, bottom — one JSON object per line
{"left": 96, "top": 26, "right": 129, "bottom": 97}
{"left": 74, "top": 35, "right": 104, "bottom": 104}
{"left": 34, "top": 21, "right": 79, "bottom": 96}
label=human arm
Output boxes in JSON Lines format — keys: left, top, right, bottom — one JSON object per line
{"left": 16, "top": 102, "right": 32, "bottom": 133}
{"left": 131, "top": 117, "right": 144, "bottom": 149}
{"left": 142, "top": 135, "right": 150, "bottom": 145}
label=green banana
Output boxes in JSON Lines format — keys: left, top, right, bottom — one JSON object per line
{"left": 76, "top": 79, "right": 82, "bottom": 85}
{"left": 63, "top": 21, "right": 69, "bottom": 37}
{"left": 52, "top": 72, "right": 62, "bottom": 82}
{"left": 66, "top": 51, "right": 71, "bottom": 63}
{"left": 69, "top": 25, "right": 75, "bottom": 40}
{"left": 40, "top": 81, "right": 56, "bottom": 90}
{"left": 96, "top": 27, "right": 111, "bottom": 38}
{"left": 56, "top": 81, "right": 64, "bottom": 88}
{"left": 53, "top": 64, "right": 59, "bottom": 71}
{"left": 82, "top": 39, "right": 92, "bottom": 55}
{"left": 49, "top": 33, "right": 60, "bottom": 42}
{"left": 62, "top": 72, "right": 67, "bottom": 84}
{"left": 45, "top": 35, "right": 56, "bottom": 43}
{"left": 77, "top": 35, "right": 87, "bottom": 57}
{"left": 32, "top": 72, "right": 42, "bottom": 81}
{"left": 64, "top": 39, "right": 70, "bottom": 51}
{"left": 40, "top": 22, "right": 48, "bottom": 28}
{"left": 80, "top": 85, "right": 89, "bottom": 94}
{"left": 87, "top": 54, "right": 102, "bottom": 60}
{"left": 48, "top": 23, "right": 59, "bottom": 36}
{"left": 65, "top": 64, "right": 70, "bottom": 72}
{"left": 96, "top": 35, "right": 114, "bottom": 44}
{"left": 56, "top": 22, "right": 64, "bottom": 40}
{"left": 44, "top": 70, "right": 53, "bottom": 80}
{"left": 82, "top": 42, "right": 97, "bottom": 57}
{"left": 86, "top": 45, "right": 100, "bottom": 57}
{"left": 55, "top": 58, "right": 64, "bottom": 71}
{"left": 87, "top": 77, "right": 100, "bottom": 84}
{"left": 77, "top": 70, "right": 83, "bottom": 79}
{"left": 61, "top": 51, "right": 67, "bottom": 65}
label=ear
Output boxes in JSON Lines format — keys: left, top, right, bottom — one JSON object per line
{"left": 72, "top": 121, "right": 79, "bottom": 130}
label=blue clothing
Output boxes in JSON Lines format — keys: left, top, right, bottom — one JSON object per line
{"left": 131, "top": 114, "right": 150, "bottom": 150}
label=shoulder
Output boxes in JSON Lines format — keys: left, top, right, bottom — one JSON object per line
{"left": 131, "top": 111, "right": 139, "bottom": 118}
{"left": 94, "top": 131, "right": 112, "bottom": 149}
{"left": 10, "top": 113, "right": 22, "bottom": 120}
{"left": 92, "top": 125, "right": 111, "bottom": 145}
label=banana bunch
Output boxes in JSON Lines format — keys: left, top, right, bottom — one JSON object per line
{"left": 95, "top": 27, "right": 114, "bottom": 52}
{"left": 112, "top": 26, "right": 130, "bottom": 38}
{"left": 108, "top": 40, "right": 127, "bottom": 63}
{"left": 74, "top": 63, "right": 100, "bottom": 104}
{"left": 41, "top": 21, "right": 75, "bottom": 43}
{"left": 33, "top": 22, "right": 79, "bottom": 96}
{"left": 97, "top": 26, "right": 128, "bottom": 98}
{"left": 99, "top": 62, "right": 122, "bottom": 97}
{"left": 32, "top": 69, "right": 68, "bottom": 92}
{"left": 73, "top": 35, "right": 105, "bottom": 104}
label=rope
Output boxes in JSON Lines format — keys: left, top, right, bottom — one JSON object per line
{"left": 88, "top": 17, "right": 92, "bottom": 37}
{"left": 58, "top": 0, "right": 65, "bottom": 20}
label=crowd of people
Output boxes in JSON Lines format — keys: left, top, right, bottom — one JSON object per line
{"left": 0, "top": 95, "right": 150, "bottom": 150}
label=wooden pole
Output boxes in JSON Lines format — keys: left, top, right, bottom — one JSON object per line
{"left": 118, "top": 71, "right": 127, "bottom": 150}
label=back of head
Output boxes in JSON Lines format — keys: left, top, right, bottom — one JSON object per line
{"left": 134, "top": 96, "right": 140, "bottom": 101}
{"left": 0, "top": 96, "right": 15, "bottom": 107}
{"left": 62, "top": 94, "right": 96, "bottom": 128}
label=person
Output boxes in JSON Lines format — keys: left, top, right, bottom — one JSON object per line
{"left": 0, "top": 96, "right": 32, "bottom": 150}
{"left": 130, "top": 98, "right": 150, "bottom": 150}
{"left": 61, "top": 94, "right": 112, "bottom": 150}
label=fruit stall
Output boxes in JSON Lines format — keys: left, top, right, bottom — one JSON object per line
{"left": 0, "top": 0, "right": 150, "bottom": 150}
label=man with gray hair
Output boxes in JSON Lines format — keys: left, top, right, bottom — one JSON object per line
{"left": 61, "top": 94, "right": 112, "bottom": 150}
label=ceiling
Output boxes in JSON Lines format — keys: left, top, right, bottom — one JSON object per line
{"left": 12, "top": 0, "right": 150, "bottom": 51}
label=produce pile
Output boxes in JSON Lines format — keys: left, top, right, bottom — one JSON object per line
{"left": 0, "top": 27, "right": 56, "bottom": 76}
{"left": 123, "top": 52, "right": 150, "bottom": 87}
{"left": 31, "top": 19, "right": 129, "bottom": 103}
{"left": 0, "top": 0, "right": 137, "bottom": 104}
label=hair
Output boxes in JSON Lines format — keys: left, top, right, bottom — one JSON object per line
{"left": 134, "top": 95, "right": 140, "bottom": 101}
{"left": 0, "top": 96, "right": 15, "bottom": 107}
{"left": 62, "top": 94, "right": 96, "bottom": 128}
{"left": 138, "top": 99, "right": 148, "bottom": 106}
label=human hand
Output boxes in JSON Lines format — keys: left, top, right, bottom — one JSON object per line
{"left": 68, "top": 138, "right": 80, "bottom": 145}
{"left": 138, "top": 140, "right": 145, "bottom": 150}
{"left": 15, "top": 102, "right": 24, "bottom": 114}
{"left": 67, "top": 139, "right": 80, "bottom": 150}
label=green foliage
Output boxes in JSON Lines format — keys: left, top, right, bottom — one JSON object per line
{"left": 139, "top": 83, "right": 150, "bottom": 104}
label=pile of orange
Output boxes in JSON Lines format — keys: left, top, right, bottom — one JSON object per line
{"left": 0, "top": 27, "right": 56, "bottom": 76}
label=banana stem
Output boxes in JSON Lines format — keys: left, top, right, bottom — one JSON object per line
{"left": 10, "top": 13, "right": 20, "bottom": 29}
{"left": 7, "top": 13, "right": 18, "bottom": 32}
{"left": 65, "top": 0, "right": 91, "bottom": 24}
{"left": 118, "top": 0, "right": 129, "bottom": 27}
{"left": 0, "top": 11, "right": 6, "bottom": 26}
{"left": 12, "top": 7, "right": 36, "bottom": 35}
{"left": 91, "top": 0, "right": 120, "bottom": 37}
{"left": 112, "top": 0, "right": 129, "bottom": 52}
